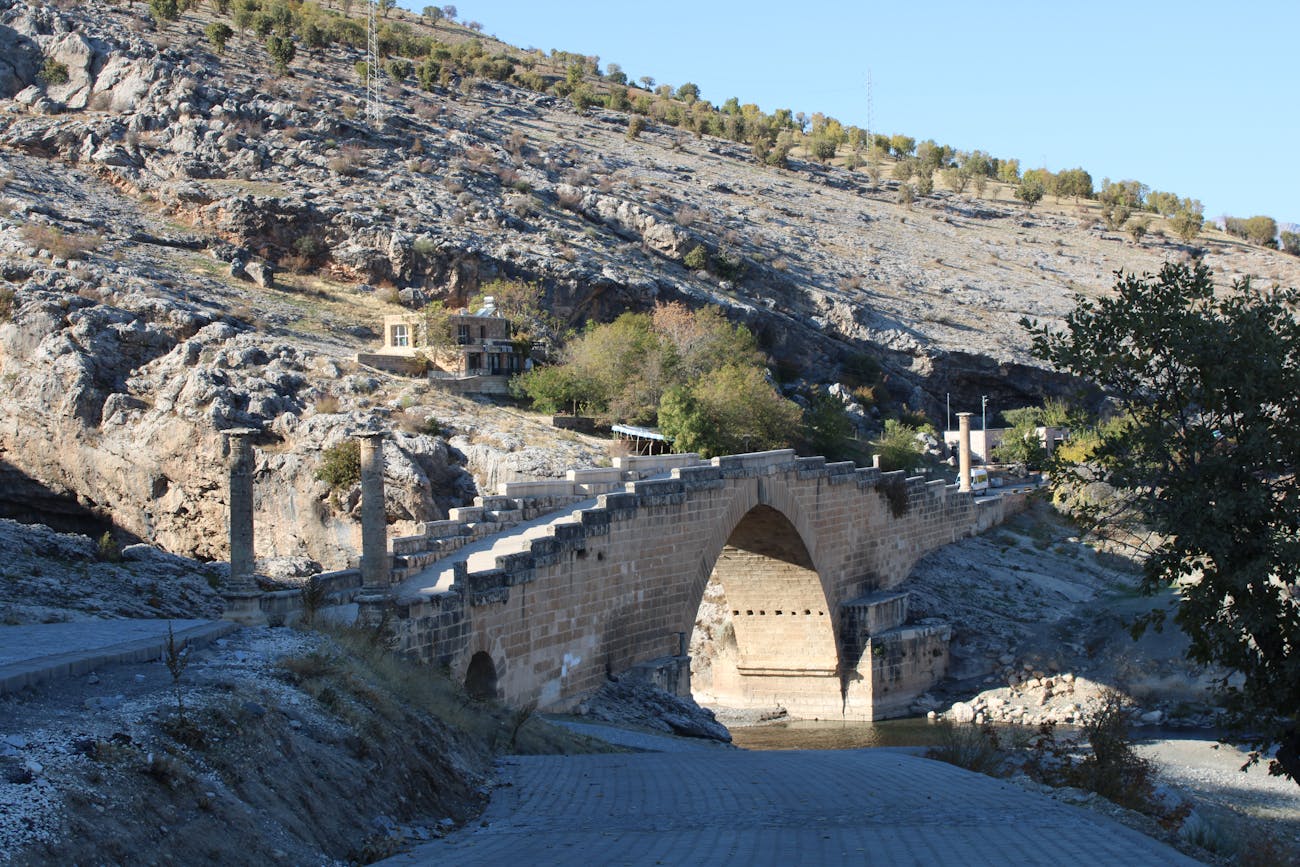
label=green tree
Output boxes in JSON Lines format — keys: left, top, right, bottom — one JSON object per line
{"left": 996, "top": 157, "right": 1021, "bottom": 185}
{"left": 1243, "top": 215, "right": 1279, "bottom": 248}
{"left": 889, "top": 134, "right": 916, "bottom": 158}
{"left": 871, "top": 419, "right": 927, "bottom": 472}
{"left": 422, "top": 5, "right": 444, "bottom": 20}
{"left": 807, "top": 135, "right": 838, "bottom": 163}
{"left": 676, "top": 82, "right": 700, "bottom": 103}
{"left": 513, "top": 364, "right": 588, "bottom": 415}
{"left": 266, "top": 33, "right": 296, "bottom": 74}
{"left": 992, "top": 418, "right": 1047, "bottom": 467}
{"left": 149, "top": 0, "right": 179, "bottom": 21}
{"left": 683, "top": 244, "right": 708, "bottom": 270}
{"left": 1014, "top": 177, "right": 1044, "bottom": 208}
{"left": 1282, "top": 231, "right": 1300, "bottom": 257}
{"left": 1025, "top": 262, "right": 1300, "bottom": 783}
{"left": 1170, "top": 203, "right": 1204, "bottom": 243}
{"left": 659, "top": 365, "right": 801, "bottom": 457}
{"left": 804, "top": 391, "right": 853, "bottom": 460}
{"left": 1055, "top": 167, "right": 1094, "bottom": 201}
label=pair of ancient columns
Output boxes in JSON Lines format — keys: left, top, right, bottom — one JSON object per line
{"left": 222, "top": 429, "right": 390, "bottom": 624}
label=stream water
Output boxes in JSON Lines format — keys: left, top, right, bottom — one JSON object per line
{"left": 727, "top": 717, "right": 1216, "bottom": 752}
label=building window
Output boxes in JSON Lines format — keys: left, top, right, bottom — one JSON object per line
{"left": 457, "top": 324, "right": 470, "bottom": 344}
{"left": 480, "top": 325, "right": 487, "bottom": 339}
{"left": 392, "top": 324, "right": 409, "bottom": 347}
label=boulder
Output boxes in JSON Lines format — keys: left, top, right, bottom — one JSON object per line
{"left": 0, "top": 25, "right": 40, "bottom": 98}
{"left": 244, "top": 260, "right": 274, "bottom": 288}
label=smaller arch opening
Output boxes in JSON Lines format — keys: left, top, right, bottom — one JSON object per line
{"left": 464, "top": 651, "right": 499, "bottom": 701}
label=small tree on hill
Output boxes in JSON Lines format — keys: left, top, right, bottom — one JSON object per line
{"left": 266, "top": 34, "right": 296, "bottom": 74}
{"left": 1244, "top": 215, "right": 1279, "bottom": 248}
{"left": 1282, "top": 231, "right": 1300, "bottom": 257}
{"left": 1170, "top": 206, "right": 1204, "bottom": 243}
{"left": 205, "top": 22, "right": 233, "bottom": 54}
{"left": 1014, "top": 177, "right": 1044, "bottom": 209}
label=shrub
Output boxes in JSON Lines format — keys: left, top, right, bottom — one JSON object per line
{"left": 97, "top": 532, "right": 122, "bottom": 563}
{"left": 1014, "top": 177, "right": 1045, "bottom": 209}
{"left": 914, "top": 170, "right": 934, "bottom": 197}
{"left": 385, "top": 58, "right": 412, "bottom": 81}
{"left": 21, "top": 224, "right": 102, "bottom": 260}
{"left": 148, "top": 0, "right": 179, "bottom": 22}
{"left": 1282, "top": 231, "right": 1300, "bottom": 257}
{"left": 926, "top": 723, "right": 1002, "bottom": 774}
{"left": 1127, "top": 216, "right": 1150, "bottom": 243}
{"left": 872, "top": 418, "right": 927, "bottom": 472}
{"left": 266, "top": 33, "right": 296, "bottom": 74}
{"left": 37, "top": 58, "right": 70, "bottom": 86}
{"left": 316, "top": 439, "right": 361, "bottom": 491}
{"left": 205, "top": 22, "right": 233, "bottom": 54}
{"left": 626, "top": 115, "right": 646, "bottom": 140}
{"left": 328, "top": 143, "right": 366, "bottom": 176}
{"left": 0, "top": 287, "right": 13, "bottom": 322}
{"left": 683, "top": 244, "right": 708, "bottom": 270}
{"left": 1065, "top": 692, "right": 1154, "bottom": 811}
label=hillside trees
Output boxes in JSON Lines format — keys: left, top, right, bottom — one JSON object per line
{"left": 1026, "top": 262, "right": 1300, "bottom": 784}
{"left": 514, "top": 304, "right": 801, "bottom": 456}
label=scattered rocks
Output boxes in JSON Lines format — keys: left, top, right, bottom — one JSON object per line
{"left": 576, "top": 679, "right": 732, "bottom": 744}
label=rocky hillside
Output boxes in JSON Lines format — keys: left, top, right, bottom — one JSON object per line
{"left": 2, "top": 0, "right": 1299, "bottom": 565}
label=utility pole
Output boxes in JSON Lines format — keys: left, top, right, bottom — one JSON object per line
{"left": 946, "top": 392, "right": 951, "bottom": 433}
{"left": 365, "top": 0, "right": 382, "bottom": 128}
{"left": 981, "top": 395, "right": 989, "bottom": 463}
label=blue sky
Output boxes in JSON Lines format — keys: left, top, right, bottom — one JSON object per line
{"left": 406, "top": 1, "right": 1297, "bottom": 225}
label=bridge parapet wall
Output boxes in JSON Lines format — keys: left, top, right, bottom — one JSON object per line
{"left": 392, "top": 449, "right": 1020, "bottom": 716}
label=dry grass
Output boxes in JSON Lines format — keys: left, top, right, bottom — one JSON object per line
{"left": 281, "top": 623, "right": 612, "bottom": 757}
{"left": 21, "top": 224, "right": 104, "bottom": 260}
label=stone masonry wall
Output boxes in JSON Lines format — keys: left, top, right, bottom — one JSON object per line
{"left": 391, "top": 450, "right": 1027, "bottom": 718}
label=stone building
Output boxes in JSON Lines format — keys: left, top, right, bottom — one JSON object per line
{"left": 356, "top": 297, "right": 528, "bottom": 394}
{"left": 941, "top": 425, "right": 1069, "bottom": 463}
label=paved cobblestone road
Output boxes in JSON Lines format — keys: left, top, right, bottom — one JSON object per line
{"left": 384, "top": 749, "right": 1199, "bottom": 866}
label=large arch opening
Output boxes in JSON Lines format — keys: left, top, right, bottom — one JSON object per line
{"left": 689, "top": 505, "right": 842, "bottom": 718}
{"left": 464, "top": 651, "right": 499, "bottom": 701}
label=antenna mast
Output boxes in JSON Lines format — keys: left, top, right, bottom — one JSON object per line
{"left": 366, "top": 0, "right": 382, "bottom": 127}
{"left": 866, "top": 69, "right": 873, "bottom": 142}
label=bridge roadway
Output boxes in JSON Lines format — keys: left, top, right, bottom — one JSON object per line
{"left": 381, "top": 734, "right": 1198, "bottom": 866}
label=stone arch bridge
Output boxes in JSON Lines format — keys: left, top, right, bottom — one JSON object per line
{"left": 369, "top": 450, "right": 1022, "bottom": 721}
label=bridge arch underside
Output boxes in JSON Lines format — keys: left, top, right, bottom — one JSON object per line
{"left": 690, "top": 505, "right": 845, "bottom": 719}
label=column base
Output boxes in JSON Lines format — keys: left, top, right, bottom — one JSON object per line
{"left": 354, "top": 591, "right": 393, "bottom": 629}
{"left": 221, "top": 589, "right": 267, "bottom": 626}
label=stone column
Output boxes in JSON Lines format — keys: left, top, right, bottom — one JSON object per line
{"left": 358, "top": 431, "right": 390, "bottom": 592}
{"left": 957, "top": 412, "right": 973, "bottom": 493}
{"left": 222, "top": 428, "right": 265, "bottom": 625}
{"left": 355, "top": 431, "right": 391, "bottom": 626}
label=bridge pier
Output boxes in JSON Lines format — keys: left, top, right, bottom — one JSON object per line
{"left": 221, "top": 428, "right": 266, "bottom": 625}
